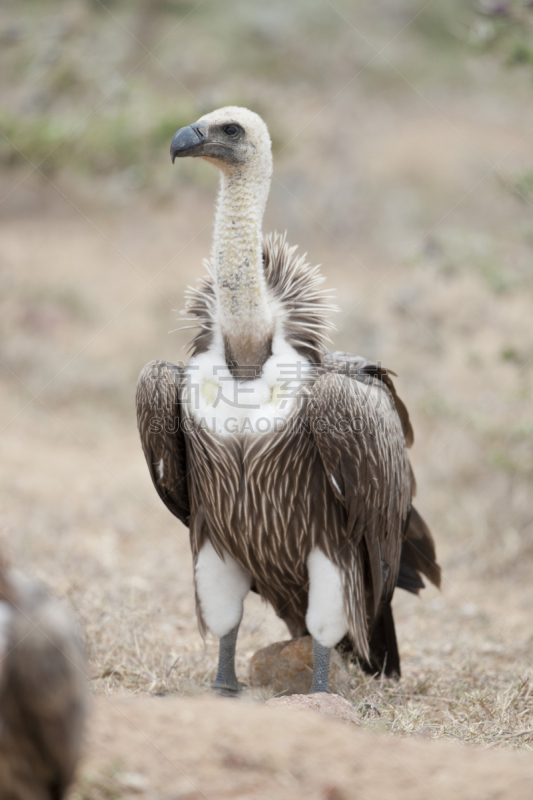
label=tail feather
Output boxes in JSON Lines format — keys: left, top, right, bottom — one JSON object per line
{"left": 337, "top": 601, "right": 400, "bottom": 678}
{"left": 337, "top": 507, "right": 440, "bottom": 679}
{"left": 367, "top": 600, "right": 401, "bottom": 678}
{"left": 397, "top": 505, "right": 441, "bottom": 595}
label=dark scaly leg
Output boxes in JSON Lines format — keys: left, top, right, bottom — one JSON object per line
{"left": 310, "top": 637, "right": 331, "bottom": 693}
{"left": 212, "top": 625, "right": 241, "bottom": 696}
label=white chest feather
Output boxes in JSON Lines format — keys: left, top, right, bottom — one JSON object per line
{"left": 182, "top": 336, "right": 313, "bottom": 436}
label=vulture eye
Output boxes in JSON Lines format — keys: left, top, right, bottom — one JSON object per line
{"left": 223, "top": 125, "right": 240, "bottom": 138}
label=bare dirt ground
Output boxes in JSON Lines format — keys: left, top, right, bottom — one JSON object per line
{"left": 3, "top": 1, "right": 533, "bottom": 797}
{"left": 74, "top": 694, "right": 533, "bottom": 799}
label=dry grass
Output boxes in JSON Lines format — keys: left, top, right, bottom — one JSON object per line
{"left": 2, "top": 1, "right": 533, "bottom": 778}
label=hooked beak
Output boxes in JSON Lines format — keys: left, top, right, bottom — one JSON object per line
{"left": 170, "top": 122, "right": 208, "bottom": 162}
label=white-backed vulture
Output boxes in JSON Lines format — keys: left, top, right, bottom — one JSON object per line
{"left": 0, "top": 559, "right": 86, "bottom": 798}
{"left": 137, "top": 107, "right": 440, "bottom": 694}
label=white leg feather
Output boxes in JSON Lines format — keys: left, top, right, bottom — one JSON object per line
{"left": 195, "top": 541, "right": 251, "bottom": 638}
{"left": 306, "top": 548, "right": 349, "bottom": 648}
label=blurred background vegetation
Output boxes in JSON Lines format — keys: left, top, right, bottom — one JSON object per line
{"left": 2, "top": 0, "right": 533, "bottom": 721}
{"left": 1, "top": 0, "right": 531, "bottom": 184}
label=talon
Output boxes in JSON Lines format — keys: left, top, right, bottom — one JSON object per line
{"left": 211, "top": 678, "right": 242, "bottom": 696}
{"left": 212, "top": 683, "right": 241, "bottom": 697}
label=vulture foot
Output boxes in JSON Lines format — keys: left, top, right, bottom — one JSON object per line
{"left": 309, "top": 638, "right": 331, "bottom": 694}
{"left": 211, "top": 682, "right": 242, "bottom": 697}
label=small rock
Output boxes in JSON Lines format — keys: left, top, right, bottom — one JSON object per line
{"left": 265, "top": 693, "right": 362, "bottom": 725}
{"left": 249, "top": 636, "right": 351, "bottom": 696}
{"left": 249, "top": 637, "right": 313, "bottom": 695}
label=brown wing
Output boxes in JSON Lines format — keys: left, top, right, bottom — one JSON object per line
{"left": 309, "top": 366, "right": 412, "bottom": 621}
{"left": 136, "top": 360, "right": 190, "bottom": 527}
{"left": 322, "top": 351, "right": 440, "bottom": 592}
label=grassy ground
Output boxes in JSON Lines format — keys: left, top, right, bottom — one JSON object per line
{"left": 2, "top": 0, "right": 533, "bottom": 781}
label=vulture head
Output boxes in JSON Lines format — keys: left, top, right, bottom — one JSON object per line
{"left": 170, "top": 106, "right": 272, "bottom": 176}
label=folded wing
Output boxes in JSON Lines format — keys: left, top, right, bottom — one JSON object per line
{"left": 310, "top": 358, "right": 412, "bottom": 619}
{"left": 311, "top": 352, "right": 440, "bottom": 672}
{"left": 136, "top": 360, "right": 190, "bottom": 527}
{"left": 320, "top": 351, "right": 440, "bottom": 595}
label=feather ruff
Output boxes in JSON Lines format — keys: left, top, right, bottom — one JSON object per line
{"left": 182, "top": 232, "right": 338, "bottom": 364}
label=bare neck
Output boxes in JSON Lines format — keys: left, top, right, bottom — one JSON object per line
{"left": 212, "top": 160, "right": 273, "bottom": 372}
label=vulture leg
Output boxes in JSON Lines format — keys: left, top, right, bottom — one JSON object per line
{"left": 194, "top": 541, "right": 251, "bottom": 697}
{"left": 212, "top": 625, "right": 241, "bottom": 696}
{"left": 310, "top": 638, "right": 331, "bottom": 693}
{"left": 306, "top": 549, "right": 348, "bottom": 694}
